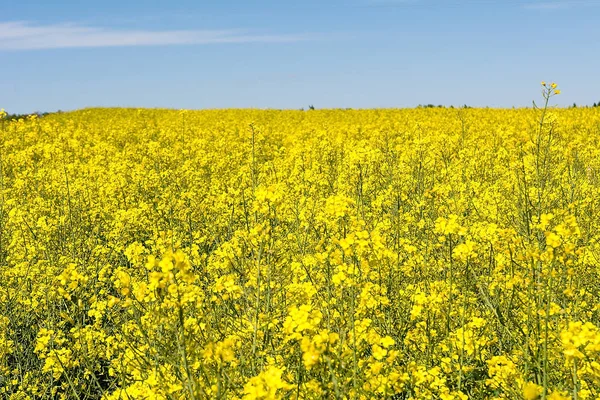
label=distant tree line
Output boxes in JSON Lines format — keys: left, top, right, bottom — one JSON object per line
{"left": 2, "top": 111, "right": 56, "bottom": 121}
{"left": 569, "top": 103, "right": 600, "bottom": 108}
{"left": 417, "top": 104, "right": 470, "bottom": 109}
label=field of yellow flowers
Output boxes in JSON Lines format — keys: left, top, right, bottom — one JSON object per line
{"left": 1, "top": 86, "right": 600, "bottom": 399}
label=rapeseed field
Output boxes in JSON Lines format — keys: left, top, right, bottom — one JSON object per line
{"left": 1, "top": 84, "right": 600, "bottom": 399}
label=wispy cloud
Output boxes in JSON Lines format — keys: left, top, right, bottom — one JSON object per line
{"left": 523, "top": 1, "right": 569, "bottom": 9}
{"left": 0, "top": 21, "right": 312, "bottom": 51}
{"left": 522, "top": 0, "right": 595, "bottom": 10}
{"left": 367, "top": 0, "right": 593, "bottom": 9}
{"left": 365, "top": 0, "right": 421, "bottom": 6}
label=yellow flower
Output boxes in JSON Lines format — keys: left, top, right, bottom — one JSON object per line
{"left": 547, "top": 392, "right": 571, "bottom": 400}
{"left": 243, "top": 366, "right": 293, "bottom": 399}
{"left": 372, "top": 344, "right": 387, "bottom": 360}
{"left": 523, "top": 381, "right": 542, "bottom": 400}
{"left": 380, "top": 336, "right": 395, "bottom": 348}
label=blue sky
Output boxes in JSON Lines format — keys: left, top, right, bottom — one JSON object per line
{"left": 1, "top": 0, "right": 599, "bottom": 113}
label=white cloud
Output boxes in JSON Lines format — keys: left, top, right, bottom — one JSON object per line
{"left": 0, "top": 21, "right": 311, "bottom": 50}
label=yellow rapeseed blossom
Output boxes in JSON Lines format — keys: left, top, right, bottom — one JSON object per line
{"left": 523, "top": 381, "right": 543, "bottom": 400}
{"left": 1, "top": 92, "right": 600, "bottom": 398}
